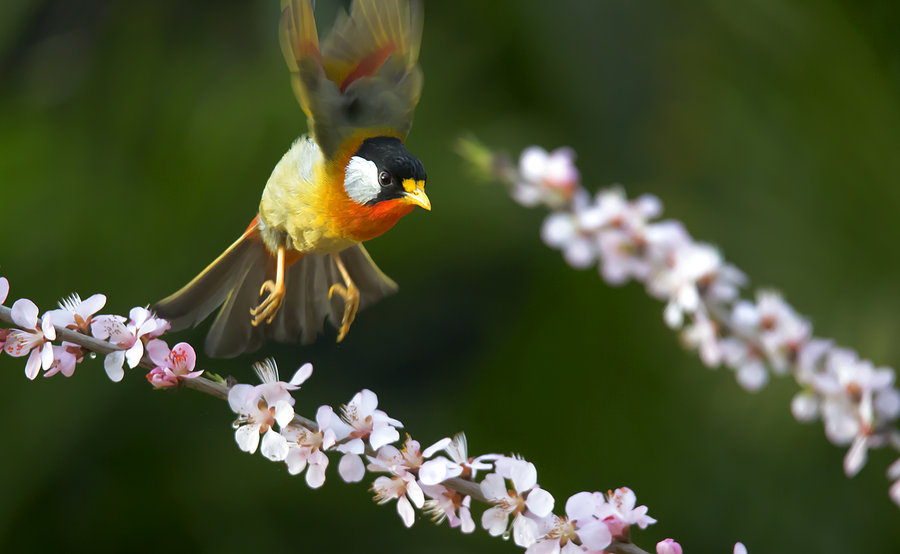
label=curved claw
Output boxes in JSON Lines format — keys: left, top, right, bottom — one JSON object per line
{"left": 329, "top": 282, "right": 359, "bottom": 342}
{"left": 250, "top": 279, "right": 285, "bottom": 326}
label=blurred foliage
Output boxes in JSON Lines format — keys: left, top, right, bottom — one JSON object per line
{"left": 2, "top": 0, "right": 900, "bottom": 552}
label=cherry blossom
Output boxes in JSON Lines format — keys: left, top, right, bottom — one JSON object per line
{"left": 420, "top": 432, "right": 497, "bottom": 485}
{"left": 656, "top": 538, "right": 683, "bottom": 554}
{"left": 481, "top": 457, "right": 555, "bottom": 547}
{"left": 4, "top": 298, "right": 56, "bottom": 379}
{"left": 460, "top": 140, "right": 900, "bottom": 503}
{"left": 421, "top": 483, "right": 475, "bottom": 533}
{"left": 333, "top": 389, "right": 403, "bottom": 483}
{"left": 604, "top": 487, "right": 657, "bottom": 536}
{"left": 514, "top": 146, "right": 579, "bottom": 208}
{"left": 526, "top": 491, "right": 614, "bottom": 553}
{"left": 734, "top": 542, "right": 748, "bottom": 554}
{"left": 367, "top": 435, "right": 424, "bottom": 476}
{"left": 90, "top": 307, "right": 170, "bottom": 382}
{"left": 281, "top": 405, "right": 338, "bottom": 488}
{"left": 228, "top": 359, "right": 310, "bottom": 461}
{"left": 47, "top": 293, "right": 106, "bottom": 334}
{"left": 145, "top": 340, "right": 202, "bottom": 388}
{"left": 371, "top": 472, "right": 425, "bottom": 528}
{"left": 44, "top": 342, "right": 84, "bottom": 378}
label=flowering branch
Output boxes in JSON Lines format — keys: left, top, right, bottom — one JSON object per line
{"left": 457, "top": 137, "right": 900, "bottom": 506}
{"left": 1, "top": 273, "right": 751, "bottom": 553}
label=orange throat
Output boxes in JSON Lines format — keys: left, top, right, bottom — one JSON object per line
{"left": 336, "top": 198, "right": 415, "bottom": 243}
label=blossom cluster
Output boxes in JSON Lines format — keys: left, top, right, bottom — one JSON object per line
{"left": 0, "top": 274, "right": 202, "bottom": 387}
{"left": 3, "top": 271, "right": 753, "bottom": 552}
{"left": 459, "top": 140, "right": 900, "bottom": 504}
{"left": 226, "top": 358, "right": 692, "bottom": 553}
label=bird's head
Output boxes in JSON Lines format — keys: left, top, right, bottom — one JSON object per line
{"left": 343, "top": 137, "right": 430, "bottom": 212}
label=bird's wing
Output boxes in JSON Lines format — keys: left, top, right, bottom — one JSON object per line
{"left": 280, "top": 0, "right": 423, "bottom": 161}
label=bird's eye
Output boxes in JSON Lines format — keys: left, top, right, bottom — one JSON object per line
{"left": 379, "top": 170, "right": 392, "bottom": 186}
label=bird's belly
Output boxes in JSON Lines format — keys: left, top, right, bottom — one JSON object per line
{"left": 286, "top": 216, "right": 358, "bottom": 254}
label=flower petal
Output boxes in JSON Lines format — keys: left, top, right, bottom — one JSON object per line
{"left": 125, "top": 341, "right": 143, "bottom": 369}
{"left": 397, "top": 495, "right": 415, "bottom": 528}
{"left": 235, "top": 424, "right": 261, "bottom": 454}
{"left": 578, "top": 520, "right": 613, "bottom": 551}
{"left": 0, "top": 277, "right": 8, "bottom": 305}
{"left": 525, "top": 486, "right": 554, "bottom": 517}
{"left": 369, "top": 424, "right": 400, "bottom": 450}
{"left": 565, "top": 491, "right": 598, "bottom": 521}
{"left": 338, "top": 453, "right": 365, "bottom": 483}
{"left": 40, "top": 342, "right": 54, "bottom": 370}
{"left": 843, "top": 435, "right": 868, "bottom": 477}
{"left": 41, "top": 315, "right": 55, "bottom": 341}
{"left": 419, "top": 458, "right": 459, "bottom": 486}
{"left": 354, "top": 389, "right": 379, "bottom": 415}
{"left": 480, "top": 506, "right": 508, "bottom": 537}
{"left": 11, "top": 298, "right": 39, "bottom": 329}
{"left": 513, "top": 514, "right": 538, "bottom": 548}
{"left": 104, "top": 351, "right": 126, "bottom": 382}
{"left": 510, "top": 460, "right": 538, "bottom": 493}
{"left": 289, "top": 362, "right": 313, "bottom": 386}
{"left": 147, "top": 339, "right": 170, "bottom": 367}
{"left": 80, "top": 294, "right": 107, "bottom": 317}
{"left": 24, "top": 349, "right": 41, "bottom": 380}
{"left": 306, "top": 463, "right": 326, "bottom": 489}
{"left": 656, "top": 538, "right": 683, "bottom": 554}
{"left": 228, "top": 384, "right": 256, "bottom": 413}
{"left": 406, "top": 479, "right": 425, "bottom": 509}
{"left": 423, "top": 437, "right": 452, "bottom": 458}
{"left": 273, "top": 400, "right": 295, "bottom": 429}
{"left": 261, "top": 429, "right": 289, "bottom": 461}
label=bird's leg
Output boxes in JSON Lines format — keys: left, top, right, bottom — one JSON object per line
{"left": 328, "top": 252, "right": 360, "bottom": 342}
{"left": 250, "top": 245, "right": 286, "bottom": 326}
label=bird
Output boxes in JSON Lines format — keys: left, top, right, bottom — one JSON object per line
{"left": 154, "top": 0, "right": 429, "bottom": 358}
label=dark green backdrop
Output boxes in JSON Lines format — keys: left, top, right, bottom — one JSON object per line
{"left": 2, "top": 0, "right": 899, "bottom": 552}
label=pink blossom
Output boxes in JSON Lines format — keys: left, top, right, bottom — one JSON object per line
{"left": 334, "top": 389, "right": 403, "bottom": 482}
{"left": 145, "top": 340, "right": 202, "bottom": 388}
{"left": 541, "top": 211, "right": 596, "bottom": 269}
{"left": 90, "top": 307, "right": 170, "bottom": 382}
{"left": 44, "top": 342, "right": 84, "bottom": 378}
{"left": 657, "top": 538, "right": 683, "bottom": 554}
{"left": 371, "top": 472, "right": 425, "bottom": 528}
{"left": 421, "top": 484, "right": 475, "bottom": 533}
{"left": 47, "top": 293, "right": 106, "bottom": 334}
{"left": 604, "top": 487, "right": 656, "bottom": 536}
{"left": 4, "top": 299, "right": 56, "bottom": 380}
{"left": 228, "top": 360, "right": 309, "bottom": 460}
{"left": 734, "top": 542, "right": 748, "bottom": 554}
{"left": 526, "top": 491, "right": 614, "bottom": 554}
{"left": 0, "top": 277, "right": 8, "bottom": 305}
{"left": 281, "top": 405, "right": 337, "bottom": 488}
{"left": 480, "top": 458, "right": 555, "bottom": 548}
{"left": 420, "top": 432, "right": 498, "bottom": 485}
{"left": 751, "top": 291, "right": 810, "bottom": 373}
{"left": 367, "top": 436, "right": 424, "bottom": 476}
{"left": 515, "top": 146, "right": 580, "bottom": 207}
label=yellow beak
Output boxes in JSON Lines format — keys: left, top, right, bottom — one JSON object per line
{"left": 402, "top": 180, "right": 431, "bottom": 211}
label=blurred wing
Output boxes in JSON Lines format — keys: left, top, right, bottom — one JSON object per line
{"left": 280, "top": 0, "right": 423, "bottom": 160}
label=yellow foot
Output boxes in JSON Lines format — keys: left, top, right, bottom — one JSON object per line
{"left": 328, "top": 280, "right": 359, "bottom": 342}
{"left": 250, "top": 279, "right": 285, "bottom": 326}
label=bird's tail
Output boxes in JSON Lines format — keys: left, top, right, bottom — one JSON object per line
{"left": 154, "top": 220, "right": 398, "bottom": 358}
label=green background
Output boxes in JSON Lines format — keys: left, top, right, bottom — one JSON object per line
{"left": 2, "top": 0, "right": 900, "bottom": 552}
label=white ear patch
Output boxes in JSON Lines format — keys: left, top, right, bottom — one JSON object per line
{"left": 344, "top": 156, "right": 380, "bottom": 204}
